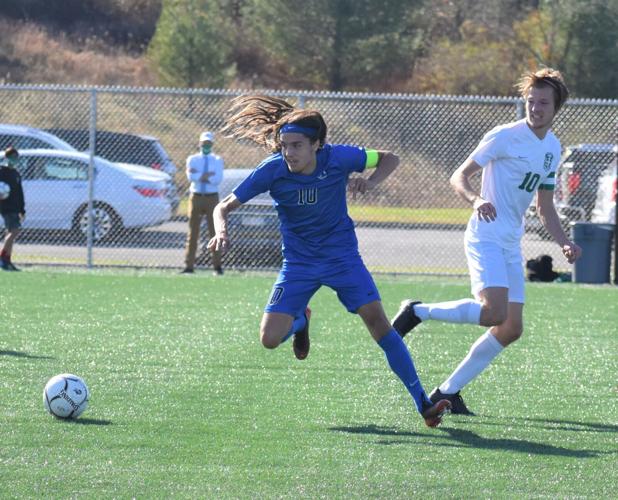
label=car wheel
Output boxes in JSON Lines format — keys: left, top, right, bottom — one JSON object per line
{"left": 73, "top": 203, "right": 122, "bottom": 243}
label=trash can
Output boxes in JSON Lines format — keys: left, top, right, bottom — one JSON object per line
{"left": 571, "top": 222, "right": 614, "bottom": 283}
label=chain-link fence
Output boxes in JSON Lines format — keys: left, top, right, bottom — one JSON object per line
{"left": 0, "top": 84, "right": 616, "bottom": 275}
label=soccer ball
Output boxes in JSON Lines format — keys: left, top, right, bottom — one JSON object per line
{"left": 0, "top": 181, "right": 10, "bottom": 200}
{"left": 43, "top": 374, "right": 90, "bottom": 419}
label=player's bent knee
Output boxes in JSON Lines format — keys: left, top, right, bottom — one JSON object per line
{"left": 260, "top": 337, "right": 280, "bottom": 349}
{"left": 494, "top": 323, "right": 524, "bottom": 346}
{"left": 260, "top": 330, "right": 282, "bottom": 349}
{"left": 507, "top": 325, "right": 524, "bottom": 342}
{"left": 480, "top": 305, "right": 508, "bottom": 327}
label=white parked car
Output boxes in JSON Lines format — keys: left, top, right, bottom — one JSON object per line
{"left": 0, "top": 123, "right": 179, "bottom": 212}
{"left": 0, "top": 149, "right": 172, "bottom": 242}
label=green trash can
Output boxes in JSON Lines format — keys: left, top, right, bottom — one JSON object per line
{"left": 571, "top": 223, "right": 614, "bottom": 283}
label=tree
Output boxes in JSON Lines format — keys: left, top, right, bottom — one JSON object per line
{"left": 562, "top": 1, "right": 618, "bottom": 98}
{"left": 246, "top": 0, "right": 426, "bottom": 91}
{"left": 147, "top": 0, "right": 235, "bottom": 88}
{"left": 405, "top": 0, "right": 618, "bottom": 98}
{"left": 513, "top": 9, "right": 568, "bottom": 69}
{"left": 405, "top": 0, "right": 550, "bottom": 95}
{"left": 513, "top": 0, "right": 618, "bottom": 98}
{"left": 408, "top": 20, "right": 524, "bottom": 95}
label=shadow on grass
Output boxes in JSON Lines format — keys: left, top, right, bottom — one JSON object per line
{"left": 0, "top": 350, "right": 54, "bottom": 360}
{"left": 330, "top": 424, "right": 607, "bottom": 458}
{"left": 441, "top": 427, "right": 604, "bottom": 458}
{"left": 477, "top": 416, "right": 618, "bottom": 434}
{"left": 72, "top": 418, "right": 112, "bottom": 426}
{"left": 330, "top": 424, "right": 425, "bottom": 439}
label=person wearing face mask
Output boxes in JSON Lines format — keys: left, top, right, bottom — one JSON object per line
{"left": 181, "top": 131, "right": 225, "bottom": 275}
{"left": 0, "top": 146, "right": 25, "bottom": 271}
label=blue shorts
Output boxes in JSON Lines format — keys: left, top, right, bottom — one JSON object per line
{"left": 265, "top": 256, "right": 381, "bottom": 317}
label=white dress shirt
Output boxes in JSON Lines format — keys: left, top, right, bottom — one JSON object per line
{"left": 186, "top": 152, "right": 224, "bottom": 194}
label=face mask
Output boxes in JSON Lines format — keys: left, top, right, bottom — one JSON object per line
{"left": 201, "top": 145, "right": 212, "bottom": 155}
{"left": 6, "top": 157, "right": 18, "bottom": 167}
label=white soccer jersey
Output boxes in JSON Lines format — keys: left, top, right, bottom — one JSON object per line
{"left": 465, "top": 119, "right": 561, "bottom": 248}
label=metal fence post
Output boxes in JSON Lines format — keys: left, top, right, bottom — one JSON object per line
{"left": 87, "top": 88, "right": 97, "bottom": 268}
{"left": 516, "top": 100, "right": 525, "bottom": 120}
{"left": 614, "top": 143, "right": 618, "bottom": 285}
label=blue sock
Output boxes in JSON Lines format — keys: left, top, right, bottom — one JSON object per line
{"left": 378, "top": 329, "right": 431, "bottom": 414}
{"left": 280, "top": 313, "right": 307, "bottom": 343}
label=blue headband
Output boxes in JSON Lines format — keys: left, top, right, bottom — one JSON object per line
{"left": 280, "top": 123, "right": 319, "bottom": 138}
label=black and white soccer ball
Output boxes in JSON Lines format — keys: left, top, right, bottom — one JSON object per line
{"left": 0, "top": 181, "right": 10, "bottom": 200}
{"left": 43, "top": 374, "right": 90, "bottom": 419}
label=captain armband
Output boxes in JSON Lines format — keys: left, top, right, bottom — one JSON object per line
{"left": 365, "top": 149, "right": 379, "bottom": 169}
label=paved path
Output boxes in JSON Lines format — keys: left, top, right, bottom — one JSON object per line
{"left": 15, "top": 221, "right": 570, "bottom": 274}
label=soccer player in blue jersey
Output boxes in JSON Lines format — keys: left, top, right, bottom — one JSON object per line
{"left": 207, "top": 95, "right": 451, "bottom": 427}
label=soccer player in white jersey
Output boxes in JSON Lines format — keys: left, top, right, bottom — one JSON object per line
{"left": 392, "top": 68, "right": 582, "bottom": 415}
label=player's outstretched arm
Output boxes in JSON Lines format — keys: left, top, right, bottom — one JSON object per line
{"left": 370, "top": 151, "right": 399, "bottom": 186}
{"left": 207, "top": 194, "right": 241, "bottom": 254}
{"left": 536, "top": 189, "right": 582, "bottom": 263}
{"left": 348, "top": 150, "right": 399, "bottom": 199}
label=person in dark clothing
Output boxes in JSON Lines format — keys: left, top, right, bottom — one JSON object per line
{"left": 0, "top": 146, "right": 25, "bottom": 271}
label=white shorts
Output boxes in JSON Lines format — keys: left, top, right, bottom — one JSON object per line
{"left": 464, "top": 238, "right": 525, "bottom": 303}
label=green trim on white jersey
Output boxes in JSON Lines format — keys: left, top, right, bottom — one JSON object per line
{"left": 539, "top": 171, "right": 556, "bottom": 190}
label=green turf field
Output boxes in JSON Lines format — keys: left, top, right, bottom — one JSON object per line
{"left": 1, "top": 269, "right": 616, "bottom": 498}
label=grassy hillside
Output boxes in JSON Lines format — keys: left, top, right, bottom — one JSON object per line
{"left": 0, "top": 19, "right": 157, "bottom": 86}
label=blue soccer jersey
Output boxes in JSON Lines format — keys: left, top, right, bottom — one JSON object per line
{"left": 233, "top": 143, "right": 367, "bottom": 263}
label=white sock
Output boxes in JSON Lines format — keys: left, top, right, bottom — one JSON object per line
{"left": 439, "top": 331, "right": 504, "bottom": 394}
{"left": 414, "top": 299, "right": 481, "bottom": 324}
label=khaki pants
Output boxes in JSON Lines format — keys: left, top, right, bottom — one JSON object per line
{"left": 184, "top": 192, "right": 221, "bottom": 270}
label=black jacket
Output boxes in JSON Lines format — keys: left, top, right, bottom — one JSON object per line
{"left": 0, "top": 166, "right": 25, "bottom": 215}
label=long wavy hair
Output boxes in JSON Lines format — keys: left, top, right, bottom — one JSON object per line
{"left": 222, "top": 95, "right": 327, "bottom": 152}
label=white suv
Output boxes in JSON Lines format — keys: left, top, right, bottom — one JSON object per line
{"left": 0, "top": 123, "right": 77, "bottom": 152}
